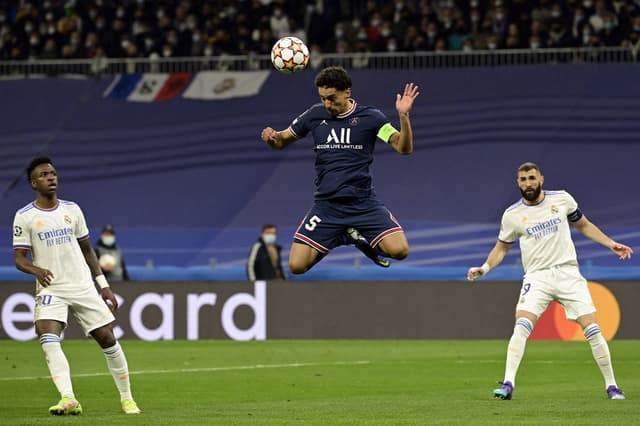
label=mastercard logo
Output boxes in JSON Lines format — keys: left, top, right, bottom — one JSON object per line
{"left": 530, "top": 281, "right": 620, "bottom": 341}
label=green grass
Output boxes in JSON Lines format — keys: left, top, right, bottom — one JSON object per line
{"left": 1, "top": 340, "right": 638, "bottom": 425}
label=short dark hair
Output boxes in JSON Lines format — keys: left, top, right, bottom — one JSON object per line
{"left": 262, "top": 224, "right": 277, "bottom": 232}
{"left": 27, "top": 156, "right": 53, "bottom": 181}
{"left": 314, "top": 66, "right": 352, "bottom": 91}
{"left": 518, "top": 162, "right": 540, "bottom": 173}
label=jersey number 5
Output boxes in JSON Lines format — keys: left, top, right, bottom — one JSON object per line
{"left": 304, "top": 215, "right": 322, "bottom": 231}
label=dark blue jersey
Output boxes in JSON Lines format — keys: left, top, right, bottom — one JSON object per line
{"left": 289, "top": 100, "right": 391, "bottom": 200}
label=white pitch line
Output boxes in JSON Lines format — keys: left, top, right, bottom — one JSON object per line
{"left": 1, "top": 360, "right": 371, "bottom": 382}
{"left": 455, "top": 359, "right": 640, "bottom": 364}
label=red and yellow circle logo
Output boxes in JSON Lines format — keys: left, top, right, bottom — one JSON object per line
{"left": 530, "top": 281, "right": 621, "bottom": 341}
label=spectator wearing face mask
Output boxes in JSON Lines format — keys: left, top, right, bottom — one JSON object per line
{"left": 95, "top": 225, "right": 130, "bottom": 282}
{"left": 246, "top": 224, "right": 286, "bottom": 282}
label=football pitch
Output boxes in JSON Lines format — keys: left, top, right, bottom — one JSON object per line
{"left": 1, "top": 340, "right": 638, "bottom": 425}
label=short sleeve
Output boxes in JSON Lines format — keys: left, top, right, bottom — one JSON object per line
{"left": 564, "top": 191, "right": 580, "bottom": 220}
{"left": 289, "top": 109, "right": 311, "bottom": 139}
{"left": 12, "top": 212, "right": 31, "bottom": 249}
{"left": 74, "top": 204, "right": 90, "bottom": 240}
{"left": 497, "top": 212, "right": 517, "bottom": 244}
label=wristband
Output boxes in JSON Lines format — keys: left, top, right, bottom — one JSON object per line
{"left": 96, "top": 274, "right": 109, "bottom": 289}
{"left": 481, "top": 262, "right": 491, "bottom": 274}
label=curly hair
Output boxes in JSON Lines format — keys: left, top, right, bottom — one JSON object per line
{"left": 314, "top": 66, "right": 352, "bottom": 91}
{"left": 27, "top": 156, "right": 53, "bottom": 181}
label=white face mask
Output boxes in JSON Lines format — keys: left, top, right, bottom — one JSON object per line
{"left": 262, "top": 234, "right": 276, "bottom": 245}
{"left": 102, "top": 235, "right": 116, "bottom": 246}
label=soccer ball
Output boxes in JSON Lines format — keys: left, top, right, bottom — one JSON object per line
{"left": 270, "top": 36, "right": 310, "bottom": 74}
{"left": 99, "top": 254, "right": 116, "bottom": 271}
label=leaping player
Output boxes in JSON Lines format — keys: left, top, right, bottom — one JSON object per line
{"left": 261, "top": 66, "right": 419, "bottom": 274}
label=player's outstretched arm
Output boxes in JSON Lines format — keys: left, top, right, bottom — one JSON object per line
{"left": 389, "top": 83, "right": 420, "bottom": 155}
{"left": 467, "top": 240, "right": 512, "bottom": 281}
{"left": 572, "top": 215, "right": 634, "bottom": 260}
{"left": 261, "top": 127, "right": 297, "bottom": 150}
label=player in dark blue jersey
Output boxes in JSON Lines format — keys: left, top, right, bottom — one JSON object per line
{"left": 260, "top": 66, "right": 419, "bottom": 274}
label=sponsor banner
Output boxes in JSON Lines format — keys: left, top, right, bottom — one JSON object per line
{"left": 182, "top": 70, "right": 269, "bottom": 100}
{"left": 126, "top": 73, "right": 170, "bottom": 102}
{"left": 104, "top": 73, "right": 192, "bottom": 102}
{"left": 1, "top": 281, "right": 639, "bottom": 341}
{"left": 103, "top": 71, "right": 266, "bottom": 101}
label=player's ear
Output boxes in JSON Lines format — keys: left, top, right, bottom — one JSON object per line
{"left": 539, "top": 174, "right": 544, "bottom": 185}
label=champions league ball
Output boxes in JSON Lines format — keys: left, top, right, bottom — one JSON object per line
{"left": 99, "top": 254, "right": 116, "bottom": 271}
{"left": 270, "top": 36, "right": 310, "bottom": 74}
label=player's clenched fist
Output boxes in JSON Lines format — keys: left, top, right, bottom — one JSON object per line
{"left": 261, "top": 127, "right": 277, "bottom": 143}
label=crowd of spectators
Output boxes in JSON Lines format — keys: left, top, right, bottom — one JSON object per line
{"left": 1, "top": 0, "right": 639, "bottom": 62}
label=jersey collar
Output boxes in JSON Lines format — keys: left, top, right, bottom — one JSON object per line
{"left": 337, "top": 99, "right": 357, "bottom": 118}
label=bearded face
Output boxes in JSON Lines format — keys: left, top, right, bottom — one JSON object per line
{"left": 517, "top": 169, "right": 544, "bottom": 203}
{"left": 520, "top": 183, "right": 542, "bottom": 202}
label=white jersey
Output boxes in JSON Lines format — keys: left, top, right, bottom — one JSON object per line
{"left": 13, "top": 200, "right": 93, "bottom": 295}
{"left": 498, "top": 190, "right": 582, "bottom": 273}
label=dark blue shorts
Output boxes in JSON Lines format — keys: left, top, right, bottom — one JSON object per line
{"left": 293, "top": 197, "right": 404, "bottom": 254}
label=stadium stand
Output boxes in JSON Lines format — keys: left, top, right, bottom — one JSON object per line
{"left": 1, "top": 0, "right": 639, "bottom": 61}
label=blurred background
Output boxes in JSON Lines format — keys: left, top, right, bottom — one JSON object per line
{"left": 1, "top": 0, "right": 639, "bottom": 281}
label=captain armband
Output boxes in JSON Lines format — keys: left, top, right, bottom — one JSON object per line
{"left": 95, "top": 274, "right": 110, "bottom": 289}
{"left": 567, "top": 208, "right": 583, "bottom": 222}
{"left": 376, "top": 123, "right": 398, "bottom": 144}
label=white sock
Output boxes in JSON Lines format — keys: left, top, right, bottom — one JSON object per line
{"left": 584, "top": 323, "right": 617, "bottom": 388}
{"left": 40, "top": 333, "right": 75, "bottom": 399}
{"left": 103, "top": 341, "right": 133, "bottom": 401}
{"left": 504, "top": 318, "right": 533, "bottom": 387}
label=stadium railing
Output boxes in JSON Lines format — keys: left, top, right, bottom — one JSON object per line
{"left": 0, "top": 46, "right": 637, "bottom": 77}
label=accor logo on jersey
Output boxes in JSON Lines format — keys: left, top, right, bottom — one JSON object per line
{"left": 316, "top": 128, "right": 364, "bottom": 150}
{"left": 326, "top": 128, "right": 351, "bottom": 144}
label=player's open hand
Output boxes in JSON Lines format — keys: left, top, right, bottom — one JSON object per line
{"left": 36, "top": 268, "right": 54, "bottom": 287}
{"left": 467, "top": 266, "right": 485, "bottom": 281}
{"left": 611, "top": 242, "right": 634, "bottom": 260}
{"left": 101, "top": 287, "right": 118, "bottom": 312}
{"left": 396, "top": 83, "right": 420, "bottom": 115}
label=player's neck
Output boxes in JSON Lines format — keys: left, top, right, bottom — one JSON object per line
{"left": 35, "top": 195, "right": 58, "bottom": 210}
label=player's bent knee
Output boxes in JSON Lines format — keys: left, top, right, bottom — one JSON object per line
{"left": 389, "top": 246, "right": 409, "bottom": 260}
{"left": 288, "top": 260, "right": 309, "bottom": 275}
{"left": 91, "top": 325, "right": 117, "bottom": 348}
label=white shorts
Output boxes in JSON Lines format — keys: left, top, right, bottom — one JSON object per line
{"left": 516, "top": 264, "right": 595, "bottom": 320}
{"left": 35, "top": 285, "right": 115, "bottom": 336}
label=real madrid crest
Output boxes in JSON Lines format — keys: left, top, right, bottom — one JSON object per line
{"left": 64, "top": 215, "right": 72, "bottom": 224}
{"left": 551, "top": 205, "right": 558, "bottom": 214}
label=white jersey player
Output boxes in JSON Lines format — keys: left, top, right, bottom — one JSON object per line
{"left": 12, "top": 157, "right": 141, "bottom": 415}
{"left": 467, "top": 162, "right": 633, "bottom": 401}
